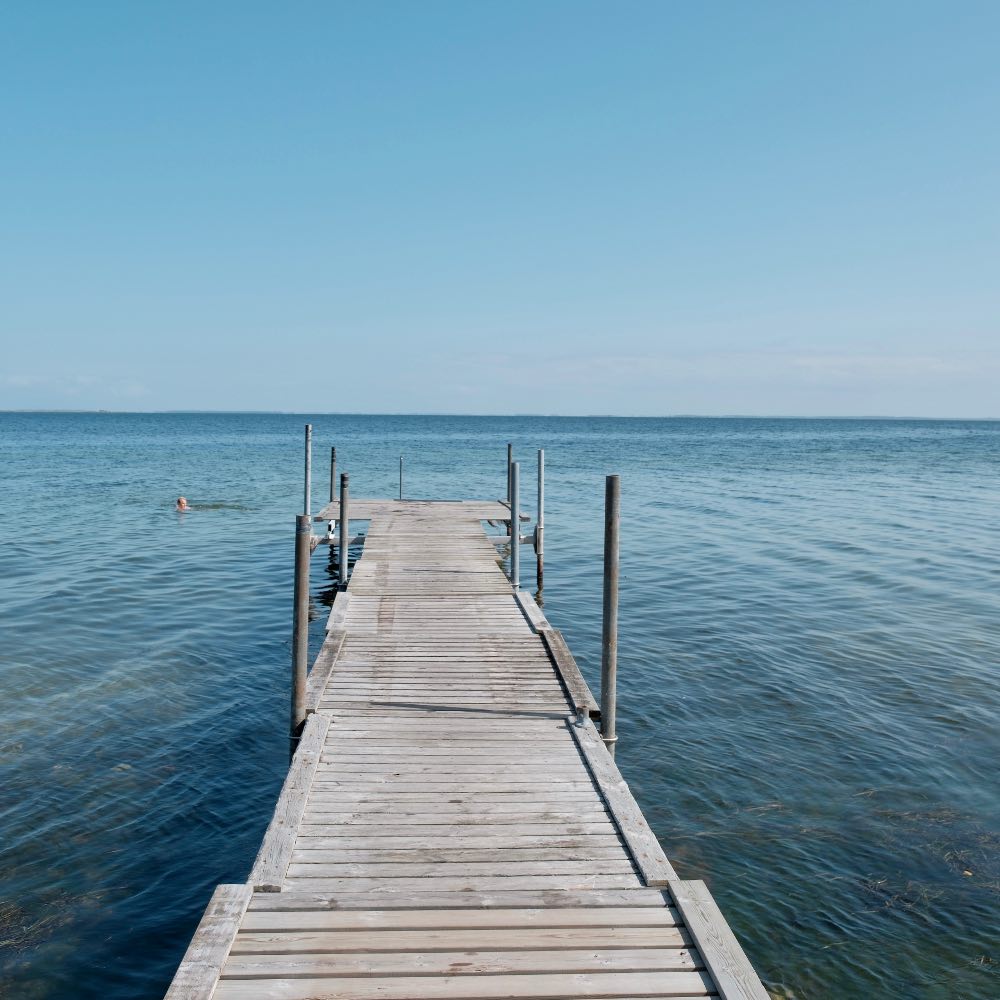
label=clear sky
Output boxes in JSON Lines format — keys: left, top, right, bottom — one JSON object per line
{"left": 1, "top": 2, "right": 997, "bottom": 416}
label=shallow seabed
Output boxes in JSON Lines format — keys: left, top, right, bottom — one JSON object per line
{"left": 0, "top": 413, "right": 997, "bottom": 999}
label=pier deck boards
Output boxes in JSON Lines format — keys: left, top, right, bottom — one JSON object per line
{"left": 167, "top": 500, "right": 767, "bottom": 1000}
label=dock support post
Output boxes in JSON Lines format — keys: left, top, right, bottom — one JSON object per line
{"left": 329, "top": 447, "right": 337, "bottom": 503}
{"left": 338, "top": 472, "right": 350, "bottom": 587}
{"left": 536, "top": 448, "right": 544, "bottom": 590}
{"left": 304, "top": 424, "right": 312, "bottom": 517}
{"left": 506, "top": 443, "right": 513, "bottom": 503}
{"left": 291, "top": 514, "right": 311, "bottom": 750}
{"left": 510, "top": 461, "right": 520, "bottom": 590}
{"left": 601, "top": 474, "right": 620, "bottom": 756}
{"left": 399, "top": 456, "right": 403, "bottom": 500}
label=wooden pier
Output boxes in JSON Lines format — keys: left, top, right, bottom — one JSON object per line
{"left": 167, "top": 475, "right": 768, "bottom": 998}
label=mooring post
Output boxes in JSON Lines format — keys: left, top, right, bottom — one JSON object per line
{"left": 510, "top": 461, "right": 520, "bottom": 590}
{"left": 506, "top": 443, "right": 513, "bottom": 503}
{"left": 338, "top": 472, "right": 350, "bottom": 587}
{"left": 399, "top": 456, "right": 403, "bottom": 500}
{"left": 601, "top": 474, "right": 620, "bottom": 757}
{"left": 304, "top": 424, "right": 313, "bottom": 518}
{"left": 290, "top": 513, "right": 311, "bottom": 751}
{"left": 329, "top": 447, "right": 337, "bottom": 503}
{"left": 536, "top": 448, "right": 545, "bottom": 589}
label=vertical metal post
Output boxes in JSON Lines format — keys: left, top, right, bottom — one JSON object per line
{"left": 510, "top": 461, "right": 520, "bottom": 591}
{"left": 290, "top": 514, "right": 311, "bottom": 750}
{"left": 536, "top": 448, "right": 545, "bottom": 590}
{"left": 399, "top": 456, "right": 403, "bottom": 500}
{"left": 304, "top": 424, "right": 312, "bottom": 517}
{"left": 506, "top": 443, "right": 513, "bottom": 503}
{"left": 601, "top": 475, "right": 620, "bottom": 756}
{"left": 329, "top": 447, "right": 337, "bottom": 503}
{"left": 338, "top": 472, "right": 350, "bottom": 587}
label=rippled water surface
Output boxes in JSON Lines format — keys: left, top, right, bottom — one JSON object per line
{"left": 1, "top": 413, "right": 998, "bottom": 999}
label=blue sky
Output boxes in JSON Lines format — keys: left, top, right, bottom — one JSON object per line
{"left": 1, "top": 2, "right": 997, "bottom": 415}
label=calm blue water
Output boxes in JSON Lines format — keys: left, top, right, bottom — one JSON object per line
{"left": 1, "top": 413, "right": 997, "bottom": 999}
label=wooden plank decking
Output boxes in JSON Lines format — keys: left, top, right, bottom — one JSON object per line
{"left": 167, "top": 499, "right": 768, "bottom": 999}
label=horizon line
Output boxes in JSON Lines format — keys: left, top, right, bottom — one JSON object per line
{"left": 2, "top": 409, "right": 999, "bottom": 421}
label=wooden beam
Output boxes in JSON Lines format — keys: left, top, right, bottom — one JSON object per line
{"left": 305, "top": 631, "right": 345, "bottom": 713}
{"left": 569, "top": 715, "right": 677, "bottom": 886}
{"left": 542, "top": 629, "right": 599, "bottom": 717}
{"left": 325, "top": 591, "right": 350, "bottom": 631}
{"left": 164, "top": 883, "right": 251, "bottom": 1000}
{"left": 514, "top": 590, "right": 550, "bottom": 632}
{"left": 249, "top": 714, "right": 330, "bottom": 891}
{"left": 669, "top": 880, "right": 770, "bottom": 999}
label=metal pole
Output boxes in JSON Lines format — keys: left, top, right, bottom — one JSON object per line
{"left": 290, "top": 514, "right": 311, "bottom": 750}
{"left": 601, "top": 474, "right": 620, "bottom": 756}
{"left": 399, "top": 456, "right": 403, "bottom": 500}
{"left": 338, "top": 472, "right": 350, "bottom": 587}
{"left": 304, "top": 424, "right": 312, "bottom": 517}
{"left": 329, "top": 446, "right": 337, "bottom": 503}
{"left": 536, "top": 448, "right": 544, "bottom": 590}
{"left": 506, "top": 443, "right": 513, "bottom": 503}
{"left": 510, "top": 461, "right": 520, "bottom": 591}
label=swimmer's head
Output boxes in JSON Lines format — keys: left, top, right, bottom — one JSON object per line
{"left": 176, "top": 497, "right": 189, "bottom": 510}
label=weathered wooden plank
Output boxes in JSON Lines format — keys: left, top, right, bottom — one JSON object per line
{"left": 325, "top": 591, "right": 350, "bottom": 631}
{"left": 246, "top": 887, "right": 672, "bottom": 911}
{"left": 283, "top": 846, "right": 629, "bottom": 863}
{"left": 294, "top": 821, "right": 617, "bottom": 838}
{"left": 305, "top": 631, "right": 345, "bottom": 713}
{"left": 542, "top": 629, "right": 600, "bottom": 717}
{"left": 222, "top": 946, "right": 697, "bottom": 977}
{"left": 294, "top": 835, "right": 625, "bottom": 851}
{"left": 241, "top": 904, "right": 682, "bottom": 929}
{"left": 299, "top": 808, "right": 611, "bottom": 823}
{"left": 249, "top": 714, "right": 330, "bottom": 891}
{"left": 214, "top": 970, "right": 713, "bottom": 999}
{"left": 231, "top": 925, "right": 680, "bottom": 953}
{"left": 669, "top": 880, "right": 769, "bottom": 1000}
{"left": 164, "top": 884, "right": 252, "bottom": 1000}
{"left": 284, "top": 860, "right": 638, "bottom": 877}
{"left": 514, "top": 589, "right": 550, "bottom": 632}
{"left": 279, "top": 874, "right": 645, "bottom": 892}
{"left": 569, "top": 715, "right": 678, "bottom": 886}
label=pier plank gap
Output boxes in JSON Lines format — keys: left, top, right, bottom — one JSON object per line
{"left": 166, "top": 497, "right": 767, "bottom": 1000}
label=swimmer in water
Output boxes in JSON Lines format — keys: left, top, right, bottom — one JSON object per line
{"left": 176, "top": 497, "right": 189, "bottom": 511}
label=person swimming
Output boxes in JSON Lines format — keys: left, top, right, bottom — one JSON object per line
{"left": 176, "top": 497, "right": 189, "bottom": 511}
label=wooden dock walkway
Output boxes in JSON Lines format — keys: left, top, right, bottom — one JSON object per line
{"left": 167, "top": 497, "right": 768, "bottom": 999}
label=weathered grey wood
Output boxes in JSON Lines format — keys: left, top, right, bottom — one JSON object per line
{"left": 541, "top": 629, "right": 600, "bottom": 717}
{"left": 669, "top": 880, "right": 771, "bottom": 1000}
{"left": 280, "top": 874, "right": 646, "bottom": 892}
{"left": 249, "top": 714, "right": 330, "bottom": 891}
{"left": 569, "top": 715, "right": 678, "bottom": 885}
{"left": 214, "top": 971, "right": 714, "bottom": 999}
{"left": 304, "top": 630, "right": 344, "bottom": 713}
{"left": 247, "top": 887, "right": 672, "bottom": 910}
{"left": 241, "top": 904, "right": 682, "bottom": 928}
{"left": 286, "top": 846, "right": 629, "bottom": 863}
{"left": 514, "top": 589, "right": 549, "bottom": 632}
{"left": 223, "top": 946, "right": 697, "bottom": 977}
{"left": 164, "top": 883, "right": 251, "bottom": 1000}
{"left": 230, "top": 925, "right": 682, "bottom": 953}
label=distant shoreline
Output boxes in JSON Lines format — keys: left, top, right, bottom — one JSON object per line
{"left": 2, "top": 410, "right": 999, "bottom": 421}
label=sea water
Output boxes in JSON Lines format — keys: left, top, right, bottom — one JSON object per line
{"left": 0, "top": 413, "right": 997, "bottom": 999}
